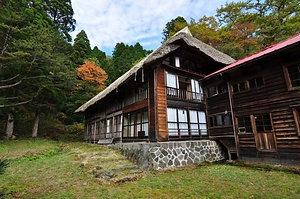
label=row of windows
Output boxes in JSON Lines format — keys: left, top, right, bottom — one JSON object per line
{"left": 167, "top": 108, "right": 207, "bottom": 137}
{"left": 232, "top": 76, "right": 264, "bottom": 93}
{"left": 123, "top": 109, "right": 148, "bottom": 137}
{"left": 237, "top": 114, "right": 273, "bottom": 134}
{"left": 207, "top": 84, "right": 228, "bottom": 97}
{"left": 166, "top": 72, "right": 203, "bottom": 101}
{"left": 171, "top": 55, "right": 197, "bottom": 70}
{"left": 207, "top": 76, "right": 264, "bottom": 97}
{"left": 209, "top": 113, "right": 232, "bottom": 127}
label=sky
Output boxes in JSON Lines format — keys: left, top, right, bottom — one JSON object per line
{"left": 70, "top": 0, "right": 236, "bottom": 55}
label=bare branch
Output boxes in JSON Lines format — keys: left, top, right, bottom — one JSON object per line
{"left": 0, "top": 98, "right": 33, "bottom": 108}
{"left": 0, "top": 91, "right": 39, "bottom": 108}
{"left": 0, "top": 79, "right": 23, "bottom": 89}
{"left": 0, "top": 74, "right": 20, "bottom": 83}
{"left": 0, "top": 97, "right": 19, "bottom": 100}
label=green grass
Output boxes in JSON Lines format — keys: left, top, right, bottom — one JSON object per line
{"left": 1, "top": 139, "right": 300, "bottom": 199}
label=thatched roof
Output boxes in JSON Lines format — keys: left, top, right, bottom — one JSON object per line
{"left": 75, "top": 27, "right": 235, "bottom": 113}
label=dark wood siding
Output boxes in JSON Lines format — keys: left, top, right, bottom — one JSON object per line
{"left": 230, "top": 55, "right": 300, "bottom": 160}
{"left": 148, "top": 69, "right": 156, "bottom": 141}
{"left": 204, "top": 77, "right": 234, "bottom": 137}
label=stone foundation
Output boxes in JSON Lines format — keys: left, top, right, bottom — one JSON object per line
{"left": 113, "top": 140, "right": 225, "bottom": 170}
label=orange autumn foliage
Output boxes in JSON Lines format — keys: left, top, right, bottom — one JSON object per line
{"left": 76, "top": 60, "right": 107, "bottom": 90}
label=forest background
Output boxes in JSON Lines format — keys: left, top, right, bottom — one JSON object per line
{"left": 0, "top": 0, "right": 299, "bottom": 140}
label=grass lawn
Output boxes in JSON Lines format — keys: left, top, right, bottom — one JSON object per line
{"left": 1, "top": 139, "right": 300, "bottom": 199}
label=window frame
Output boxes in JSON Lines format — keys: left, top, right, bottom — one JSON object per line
{"left": 209, "top": 113, "right": 232, "bottom": 128}
{"left": 232, "top": 76, "right": 264, "bottom": 93}
{"left": 283, "top": 65, "right": 300, "bottom": 91}
{"left": 237, "top": 116, "right": 253, "bottom": 134}
{"left": 208, "top": 83, "right": 228, "bottom": 97}
{"left": 167, "top": 107, "right": 208, "bottom": 137}
{"left": 123, "top": 109, "right": 148, "bottom": 138}
{"left": 292, "top": 108, "right": 300, "bottom": 136}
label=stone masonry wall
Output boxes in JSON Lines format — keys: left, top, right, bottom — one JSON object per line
{"left": 113, "top": 140, "right": 226, "bottom": 170}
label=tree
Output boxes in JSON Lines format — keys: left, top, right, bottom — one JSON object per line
{"left": 162, "top": 16, "right": 188, "bottom": 41}
{"left": 108, "top": 42, "right": 151, "bottom": 84}
{"left": 76, "top": 60, "right": 107, "bottom": 90}
{"left": 91, "top": 46, "right": 110, "bottom": 77}
{"left": 43, "top": 0, "right": 76, "bottom": 42}
{"left": 0, "top": 0, "right": 76, "bottom": 138}
{"left": 216, "top": 0, "right": 300, "bottom": 48}
{"left": 189, "top": 16, "right": 223, "bottom": 47}
{"left": 163, "top": 0, "right": 299, "bottom": 59}
{"left": 72, "top": 30, "right": 92, "bottom": 65}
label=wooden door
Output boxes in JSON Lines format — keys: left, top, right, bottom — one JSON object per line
{"left": 252, "top": 114, "right": 277, "bottom": 151}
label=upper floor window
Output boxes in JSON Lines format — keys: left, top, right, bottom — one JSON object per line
{"left": 175, "top": 56, "right": 180, "bottom": 67}
{"left": 208, "top": 84, "right": 228, "bottom": 97}
{"left": 248, "top": 76, "right": 264, "bottom": 89}
{"left": 166, "top": 72, "right": 203, "bottom": 101}
{"left": 284, "top": 65, "right": 300, "bottom": 90}
{"left": 233, "top": 82, "right": 246, "bottom": 93}
{"left": 171, "top": 55, "right": 196, "bottom": 70}
{"left": 233, "top": 76, "right": 264, "bottom": 93}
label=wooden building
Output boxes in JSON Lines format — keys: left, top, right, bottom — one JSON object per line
{"left": 76, "top": 27, "right": 300, "bottom": 163}
{"left": 203, "top": 33, "right": 300, "bottom": 162}
{"left": 75, "top": 27, "right": 235, "bottom": 144}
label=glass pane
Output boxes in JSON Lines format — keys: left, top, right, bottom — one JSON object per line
{"left": 167, "top": 108, "right": 177, "bottom": 122}
{"left": 175, "top": 57, "right": 180, "bottom": 67}
{"left": 143, "top": 111, "right": 148, "bottom": 122}
{"left": 168, "top": 123, "right": 178, "bottom": 136}
{"left": 191, "top": 79, "right": 200, "bottom": 93}
{"left": 190, "top": 124, "right": 199, "bottom": 131}
{"left": 239, "top": 82, "right": 246, "bottom": 91}
{"left": 189, "top": 110, "right": 198, "bottom": 123}
{"left": 178, "top": 109, "right": 188, "bottom": 122}
{"left": 130, "top": 125, "right": 134, "bottom": 137}
{"left": 256, "top": 77, "right": 264, "bottom": 87}
{"left": 198, "top": 111, "right": 206, "bottom": 123}
{"left": 200, "top": 124, "right": 207, "bottom": 131}
{"left": 179, "top": 123, "right": 188, "bottom": 130}
{"left": 249, "top": 78, "right": 256, "bottom": 89}
{"left": 233, "top": 84, "right": 238, "bottom": 93}
{"left": 123, "top": 126, "right": 129, "bottom": 137}
{"left": 168, "top": 123, "right": 177, "bottom": 130}
{"left": 137, "top": 112, "right": 141, "bottom": 124}
{"left": 263, "top": 115, "right": 273, "bottom": 131}
{"left": 142, "top": 123, "right": 148, "bottom": 136}
{"left": 216, "top": 115, "right": 223, "bottom": 126}
{"left": 224, "top": 115, "right": 231, "bottom": 126}
{"left": 201, "top": 129, "right": 208, "bottom": 135}
{"left": 208, "top": 87, "right": 215, "bottom": 97}
{"left": 123, "top": 114, "right": 129, "bottom": 125}
{"left": 167, "top": 73, "right": 178, "bottom": 88}
{"left": 255, "top": 115, "right": 264, "bottom": 131}
{"left": 130, "top": 114, "right": 135, "bottom": 125}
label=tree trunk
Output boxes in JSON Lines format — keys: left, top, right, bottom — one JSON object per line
{"left": 32, "top": 110, "right": 40, "bottom": 138}
{"left": 6, "top": 109, "right": 14, "bottom": 139}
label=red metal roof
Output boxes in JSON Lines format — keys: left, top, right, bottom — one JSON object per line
{"left": 205, "top": 33, "right": 300, "bottom": 79}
